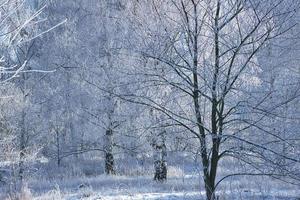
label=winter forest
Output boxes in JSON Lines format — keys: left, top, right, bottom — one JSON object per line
{"left": 0, "top": 0, "right": 299, "bottom": 199}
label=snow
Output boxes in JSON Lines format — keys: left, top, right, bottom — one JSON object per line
{"left": 27, "top": 174, "right": 300, "bottom": 200}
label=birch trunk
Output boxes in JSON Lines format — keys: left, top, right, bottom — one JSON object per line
{"left": 104, "top": 129, "right": 115, "bottom": 175}
{"left": 153, "top": 130, "right": 167, "bottom": 181}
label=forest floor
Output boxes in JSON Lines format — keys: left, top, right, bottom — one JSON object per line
{"left": 1, "top": 156, "right": 299, "bottom": 200}
{"left": 28, "top": 174, "right": 299, "bottom": 200}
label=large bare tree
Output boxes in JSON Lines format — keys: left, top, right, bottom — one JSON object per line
{"left": 121, "top": 0, "right": 300, "bottom": 199}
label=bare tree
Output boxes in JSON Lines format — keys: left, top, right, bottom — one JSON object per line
{"left": 0, "top": 0, "right": 65, "bottom": 194}
{"left": 122, "top": 0, "right": 300, "bottom": 199}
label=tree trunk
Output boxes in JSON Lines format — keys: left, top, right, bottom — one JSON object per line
{"left": 153, "top": 130, "right": 167, "bottom": 182}
{"left": 19, "top": 108, "right": 26, "bottom": 183}
{"left": 104, "top": 129, "right": 115, "bottom": 175}
{"left": 56, "top": 130, "right": 61, "bottom": 167}
{"left": 205, "top": 185, "right": 216, "bottom": 200}
{"left": 204, "top": 2, "right": 221, "bottom": 199}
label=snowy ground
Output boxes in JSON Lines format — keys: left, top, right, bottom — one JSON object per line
{"left": 1, "top": 156, "right": 299, "bottom": 200}
{"left": 26, "top": 174, "right": 299, "bottom": 200}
